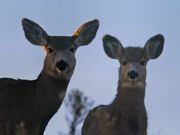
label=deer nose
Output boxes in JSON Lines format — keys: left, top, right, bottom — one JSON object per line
{"left": 56, "top": 60, "right": 68, "bottom": 71}
{"left": 127, "top": 71, "right": 139, "bottom": 80}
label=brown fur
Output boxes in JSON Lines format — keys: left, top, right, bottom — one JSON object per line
{"left": 82, "top": 34, "right": 164, "bottom": 135}
{"left": 0, "top": 18, "right": 99, "bottom": 135}
{"left": 0, "top": 70, "right": 69, "bottom": 135}
{"left": 82, "top": 67, "right": 147, "bottom": 135}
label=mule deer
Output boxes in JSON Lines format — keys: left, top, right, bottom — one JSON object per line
{"left": 0, "top": 18, "right": 99, "bottom": 135}
{"left": 82, "top": 34, "right": 164, "bottom": 135}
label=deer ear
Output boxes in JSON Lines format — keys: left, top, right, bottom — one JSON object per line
{"left": 144, "top": 34, "right": 164, "bottom": 59}
{"left": 73, "top": 19, "right": 99, "bottom": 47}
{"left": 103, "top": 35, "right": 123, "bottom": 59}
{"left": 22, "top": 18, "right": 48, "bottom": 46}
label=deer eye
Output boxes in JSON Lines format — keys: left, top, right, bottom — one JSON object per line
{"left": 121, "top": 60, "right": 127, "bottom": 66}
{"left": 69, "top": 47, "right": 76, "bottom": 53}
{"left": 140, "top": 60, "right": 146, "bottom": 66}
{"left": 47, "top": 48, "right": 54, "bottom": 53}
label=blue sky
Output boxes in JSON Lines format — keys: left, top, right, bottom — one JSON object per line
{"left": 1, "top": 0, "right": 180, "bottom": 135}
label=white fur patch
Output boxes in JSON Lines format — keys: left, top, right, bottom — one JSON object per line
{"left": 121, "top": 81, "right": 145, "bottom": 88}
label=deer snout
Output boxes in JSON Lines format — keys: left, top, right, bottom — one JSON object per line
{"left": 127, "top": 71, "right": 139, "bottom": 80}
{"left": 56, "top": 60, "right": 68, "bottom": 71}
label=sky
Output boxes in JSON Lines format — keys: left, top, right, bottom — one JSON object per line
{"left": 0, "top": 0, "right": 180, "bottom": 135}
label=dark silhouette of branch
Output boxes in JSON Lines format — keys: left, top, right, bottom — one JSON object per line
{"left": 64, "top": 89, "right": 94, "bottom": 135}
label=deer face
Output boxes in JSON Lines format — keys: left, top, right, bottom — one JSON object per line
{"left": 43, "top": 36, "right": 76, "bottom": 80}
{"left": 22, "top": 18, "right": 99, "bottom": 80}
{"left": 103, "top": 34, "right": 164, "bottom": 88}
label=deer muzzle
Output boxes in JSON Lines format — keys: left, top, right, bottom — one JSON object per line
{"left": 56, "top": 60, "right": 68, "bottom": 71}
{"left": 127, "top": 70, "right": 139, "bottom": 80}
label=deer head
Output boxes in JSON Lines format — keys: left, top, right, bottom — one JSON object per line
{"left": 103, "top": 34, "right": 164, "bottom": 88}
{"left": 22, "top": 18, "right": 99, "bottom": 80}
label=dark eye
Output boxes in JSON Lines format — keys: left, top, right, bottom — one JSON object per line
{"left": 47, "top": 48, "right": 54, "bottom": 53}
{"left": 69, "top": 47, "right": 76, "bottom": 53}
{"left": 140, "top": 60, "right": 146, "bottom": 66}
{"left": 121, "top": 60, "right": 127, "bottom": 66}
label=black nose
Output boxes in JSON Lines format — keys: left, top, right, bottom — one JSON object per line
{"left": 56, "top": 60, "right": 68, "bottom": 71}
{"left": 127, "top": 71, "right": 139, "bottom": 80}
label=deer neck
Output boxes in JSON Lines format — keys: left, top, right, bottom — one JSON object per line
{"left": 112, "top": 76, "right": 146, "bottom": 109}
{"left": 35, "top": 70, "right": 69, "bottom": 104}
{"left": 117, "top": 85, "right": 145, "bottom": 102}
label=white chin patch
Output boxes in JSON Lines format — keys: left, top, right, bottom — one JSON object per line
{"left": 121, "top": 81, "right": 145, "bottom": 88}
{"left": 56, "top": 68, "right": 63, "bottom": 73}
{"left": 56, "top": 68, "right": 68, "bottom": 76}
{"left": 55, "top": 68, "right": 73, "bottom": 81}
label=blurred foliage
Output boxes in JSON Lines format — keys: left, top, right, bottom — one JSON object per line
{"left": 60, "top": 89, "right": 94, "bottom": 135}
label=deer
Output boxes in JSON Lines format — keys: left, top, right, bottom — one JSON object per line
{"left": 0, "top": 18, "right": 99, "bottom": 135}
{"left": 82, "top": 34, "right": 164, "bottom": 135}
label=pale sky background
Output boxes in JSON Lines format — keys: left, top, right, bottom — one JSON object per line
{"left": 0, "top": 0, "right": 180, "bottom": 135}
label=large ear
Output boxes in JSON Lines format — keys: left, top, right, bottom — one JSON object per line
{"left": 144, "top": 34, "right": 164, "bottom": 59}
{"left": 73, "top": 19, "right": 99, "bottom": 47}
{"left": 22, "top": 18, "right": 48, "bottom": 46}
{"left": 103, "top": 35, "right": 123, "bottom": 59}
